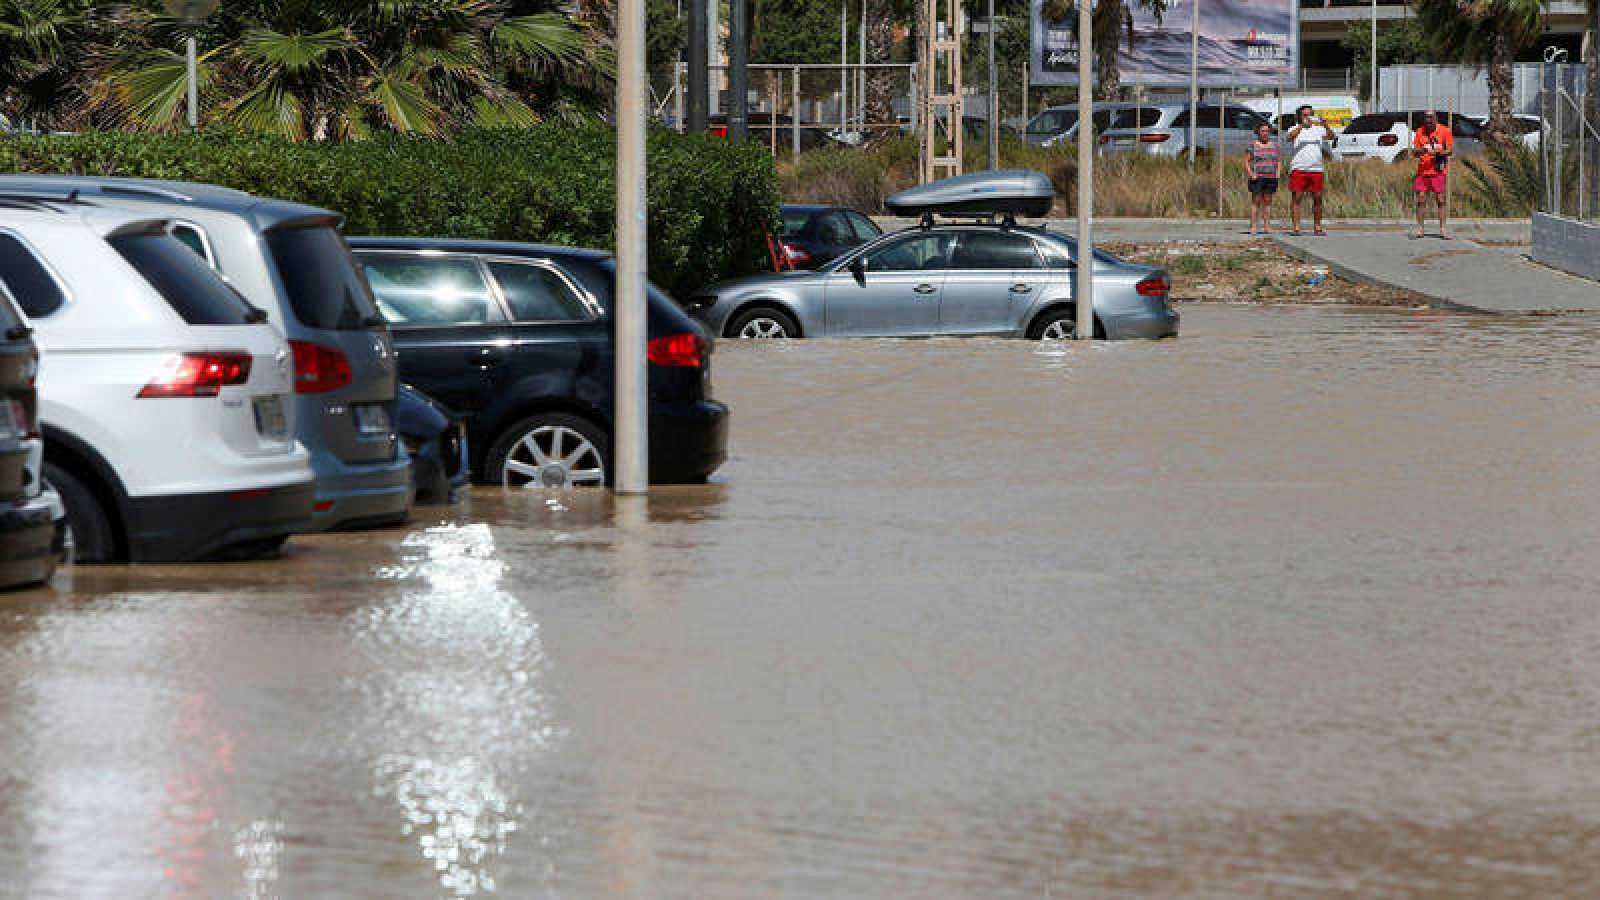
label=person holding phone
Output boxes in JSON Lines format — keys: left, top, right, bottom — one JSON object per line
{"left": 1243, "top": 122, "right": 1280, "bottom": 234}
{"left": 1285, "top": 104, "right": 1336, "bottom": 236}
{"left": 1411, "top": 109, "right": 1454, "bottom": 239}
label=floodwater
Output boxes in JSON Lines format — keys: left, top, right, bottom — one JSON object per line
{"left": 5, "top": 304, "right": 1600, "bottom": 897}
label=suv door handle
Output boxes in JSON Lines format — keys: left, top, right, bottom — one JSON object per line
{"left": 913, "top": 283, "right": 937, "bottom": 295}
{"left": 1010, "top": 283, "right": 1034, "bottom": 294}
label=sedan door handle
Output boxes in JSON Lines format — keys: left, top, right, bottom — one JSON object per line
{"left": 1010, "top": 283, "right": 1034, "bottom": 294}
{"left": 473, "top": 347, "right": 504, "bottom": 367}
{"left": 913, "top": 283, "right": 937, "bottom": 295}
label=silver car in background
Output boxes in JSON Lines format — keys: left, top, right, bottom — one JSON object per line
{"left": 686, "top": 224, "right": 1177, "bottom": 341}
{"left": 1097, "top": 103, "right": 1273, "bottom": 158}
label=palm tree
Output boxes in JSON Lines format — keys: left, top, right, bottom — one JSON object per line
{"left": 99, "top": 0, "right": 608, "bottom": 139}
{"left": 0, "top": 0, "right": 81, "bottom": 129}
{"left": 1410, "top": 0, "right": 1547, "bottom": 147}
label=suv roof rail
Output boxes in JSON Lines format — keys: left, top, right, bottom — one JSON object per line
{"left": 0, "top": 190, "right": 93, "bottom": 212}
{"left": 99, "top": 183, "right": 196, "bottom": 202}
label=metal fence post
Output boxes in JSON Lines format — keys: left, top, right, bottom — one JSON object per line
{"left": 792, "top": 64, "right": 802, "bottom": 157}
{"left": 1217, "top": 93, "right": 1226, "bottom": 217}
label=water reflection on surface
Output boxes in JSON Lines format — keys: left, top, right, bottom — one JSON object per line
{"left": 3, "top": 305, "right": 1600, "bottom": 896}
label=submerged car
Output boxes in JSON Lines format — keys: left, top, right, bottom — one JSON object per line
{"left": 0, "top": 279, "right": 53, "bottom": 587}
{"left": 776, "top": 204, "right": 883, "bottom": 269}
{"left": 396, "top": 384, "right": 467, "bottom": 505}
{"left": 0, "top": 196, "right": 314, "bottom": 562}
{"left": 0, "top": 176, "right": 410, "bottom": 532}
{"left": 350, "top": 238, "right": 729, "bottom": 487}
{"left": 688, "top": 224, "right": 1176, "bottom": 340}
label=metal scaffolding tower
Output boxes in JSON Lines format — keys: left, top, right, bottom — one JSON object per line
{"left": 919, "top": 0, "right": 964, "bottom": 182}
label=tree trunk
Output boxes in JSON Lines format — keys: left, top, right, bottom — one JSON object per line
{"left": 1484, "top": 29, "right": 1515, "bottom": 149}
{"left": 864, "top": 0, "right": 895, "bottom": 143}
{"left": 1092, "top": 0, "right": 1122, "bottom": 101}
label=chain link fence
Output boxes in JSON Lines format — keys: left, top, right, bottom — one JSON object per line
{"left": 656, "top": 64, "right": 919, "bottom": 157}
{"left": 1537, "top": 63, "right": 1597, "bottom": 222}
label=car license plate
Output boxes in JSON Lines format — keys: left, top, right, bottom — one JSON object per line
{"left": 253, "top": 395, "right": 287, "bottom": 441}
{"left": 354, "top": 403, "right": 390, "bottom": 436}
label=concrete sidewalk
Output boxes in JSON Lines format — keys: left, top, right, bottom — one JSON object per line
{"left": 873, "top": 216, "right": 1533, "bottom": 245}
{"left": 1273, "top": 232, "right": 1600, "bottom": 313}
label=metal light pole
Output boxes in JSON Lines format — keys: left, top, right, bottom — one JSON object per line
{"left": 615, "top": 0, "right": 649, "bottom": 493}
{"left": 163, "top": 0, "right": 218, "bottom": 128}
{"left": 729, "top": 0, "right": 750, "bottom": 141}
{"left": 1075, "top": 0, "right": 1094, "bottom": 340}
{"left": 1370, "top": 0, "right": 1378, "bottom": 111}
{"left": 987, "top": 0, "right": 998, "bottom": 168}
{"left": 687, "top": 0, "right": 708, "bottom": 131}
{"left": 1188, "top": 0, "right": 1199, "bottom": 165}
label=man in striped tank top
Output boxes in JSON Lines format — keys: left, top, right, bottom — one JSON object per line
{"left": 1243, "top": 122, "right": 1281, "bottom": 235}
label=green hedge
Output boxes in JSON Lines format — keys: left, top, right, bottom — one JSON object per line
{"left": 0, "top": 127, "right": 780, "bottom": 298}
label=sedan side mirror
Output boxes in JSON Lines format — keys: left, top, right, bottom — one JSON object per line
{"left": 849, "top": 255, "right": 867, "bottom": 282}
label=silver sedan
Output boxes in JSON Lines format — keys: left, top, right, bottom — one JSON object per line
{"left": 686, "top": 224, "right": 1178, "bottom": 340}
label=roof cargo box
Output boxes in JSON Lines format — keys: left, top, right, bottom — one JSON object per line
{"left": 884, "top": 169, "right": 1054, "bottom": 219}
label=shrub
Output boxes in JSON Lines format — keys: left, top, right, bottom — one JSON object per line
{"left": 0, "top": 126, "right": 780, "bottom": 298}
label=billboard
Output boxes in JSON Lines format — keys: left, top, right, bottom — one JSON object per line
{"left": 1030, "top": 0, "right": 1299, "bottom": 89}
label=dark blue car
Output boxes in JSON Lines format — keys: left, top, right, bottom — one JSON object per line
{"left": 350, "top": 238, "right": 728, "bottom": 487}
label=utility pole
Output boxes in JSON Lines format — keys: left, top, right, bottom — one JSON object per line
{"left": 729, "top": 0, "right": 750, "bottom": 141}
{"left": 1075, "top": 0, "right": 1094, "bottom": 340}
{"left": 1188, "top": 0, "right": 1199, "bottom": 165}
{"left": 615, "top": 0, "right": 649, "bottom": 492}
{"left": 841, "top": 1, "right": 849, "bottom": 135}
{"left": 987, "top": 0, "right": 999, "bottom": 168}
{"left": 687, "top": 0, "right": 708, "bottom": 131}
{"left": 1369, "top": 0, "right": 1378, "bottom": 111}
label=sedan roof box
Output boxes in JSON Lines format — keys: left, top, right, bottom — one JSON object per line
{"left": 884, "top": 169, "right": 1053, "bottom": 219}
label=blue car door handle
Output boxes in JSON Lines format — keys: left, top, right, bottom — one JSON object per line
{"left": 913, "top": 283, "right": 937, "bottom": 295}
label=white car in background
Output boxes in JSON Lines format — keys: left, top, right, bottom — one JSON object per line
{"left": 1334, "top": 111, "right": 1487, "bottom": 163}
{"left": 0, "top": 194, "right": 315, "bottom": 562}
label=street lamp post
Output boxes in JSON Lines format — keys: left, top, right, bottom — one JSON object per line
{"left": 729, "top": 0, "right": 750, "bottom": 141}
{"left": 1075, "top": 0, "right": 1093, "bottom": 340}
{"left": 162, "top": 0, "right": 219, "bottom": 129}
{"left": 687, "top": 0, "right": 708, "bottom": 131}
{"left": 615, "top": 0, "right": 649, "bottom": 493}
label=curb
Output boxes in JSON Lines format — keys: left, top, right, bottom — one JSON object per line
{"left": 1269, "top": 236, "right": 1500, "bottom": 314}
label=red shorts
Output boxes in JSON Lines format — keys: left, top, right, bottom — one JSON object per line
{"left": 1414, "top": 173, "right": 1447, "bottom": 194}
{"left": 1288, "top": 170, "right": 1325, "bottom": 194}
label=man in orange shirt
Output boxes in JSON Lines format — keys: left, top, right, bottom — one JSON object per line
{"left": 1411, "top": 110, "right": 1454, "bottom": 239}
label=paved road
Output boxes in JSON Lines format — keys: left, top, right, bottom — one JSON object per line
{"left": 874, "top": 217, "right": 1533, "bottom": 245}
{"left": 1273, "top": 232, "right": 1600, "bottom": 313}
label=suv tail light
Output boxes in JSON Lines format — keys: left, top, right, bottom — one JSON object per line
{"left": 9, "top": 396, "right": 35, "bottom": 439}
{"left": 1139, "top": 133, "right": 1171, "bottom": 143}
{"left": 290, "top": 340, "right": 352, "bottom": 394}
{"left": 1378, "top": 133, "right": 1399, "bottom": 146}
{"left": 138, "top": 352, "right": 253, "bottom": 398}
{"left": 782, "top": 242, "right": 812, "bottom": 265}
{"left": 647, "top": 333, "right": 704, "bottom": 368}
{"left": 1136, "top": 276, "right": 1171, "bottom": 297}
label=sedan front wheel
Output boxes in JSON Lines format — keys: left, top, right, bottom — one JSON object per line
{"left": 727, "top": 306, "right": 800, "bottom": 339}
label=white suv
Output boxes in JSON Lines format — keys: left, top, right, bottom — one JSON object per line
{"left": 0, "top": 195, "right": 315, "bottom": 562}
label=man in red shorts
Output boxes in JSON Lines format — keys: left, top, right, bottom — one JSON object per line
{"left": 1411, "top": 109, "right": 1454, "bottom": 239}
{"left": 1285, "top": 104, "right": 1335, "bottom": 236}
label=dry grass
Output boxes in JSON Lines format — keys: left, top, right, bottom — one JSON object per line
{"left": 780, "top": 137, "right": 1516, "bottom": 219}
{"left": 1105, "top": 240, "right": 1428, "bottom": 306}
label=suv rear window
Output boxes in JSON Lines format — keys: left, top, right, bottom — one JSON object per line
{"left": 264, "top": 225, "right": 379, "bottom": 330}
{"left": 1109, "top": 108, "right": 1161, "bottom": 129}
{"left": 0, "top": 232, "right": 66, "bottom": 318}
{"left": 1344, "top": 114, "right": 1403, "bottom": 134}
{"left": 109, "top": 231, "right": 255, "bottom": 325}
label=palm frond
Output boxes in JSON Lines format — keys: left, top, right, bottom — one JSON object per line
{"left": 111, "top": 50, "right": 214, "bottom": 130}
{"left": 237, "top": 27, "right": 349, "bottom": 74}
{"left": 226, "top": 77, "right": 306, "bottom": 139}
{"left": 367, "top": 71, "right": 445, "bottom": 135}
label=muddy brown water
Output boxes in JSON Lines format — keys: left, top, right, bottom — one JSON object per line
{"left": 5, "top": 304, "right": 1600, "bottom": 897}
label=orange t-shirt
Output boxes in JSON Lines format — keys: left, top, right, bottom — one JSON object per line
{"left": 1413, "top": 125, "right": 1454, "bottom": 176}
